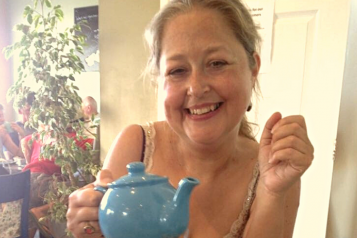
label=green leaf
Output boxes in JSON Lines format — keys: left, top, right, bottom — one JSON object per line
{"left": 33, "top": 15, "right": 41, "bottom": 28}
{"left": 45, "top": 0, "right": 52, "bottom": 8}
{"left": 34, "top": 0, "right": 39, "bottom": 9}
{"left": 78, "top": 62, "right": 84, "bottom": 70}
{"left": 3, "top": 46, "right": 14, "bottom": 59}
{"left": 23, "top": 6, "right": 31, "bottom": 18}
{"left": 55, "top": 9, "right": 64, "bottom": 21}
{"left": 27, "top": 13, "right": 33, "bottom": 24}
{"left": 51, "top": 17, "right": 55, "bottom": 27}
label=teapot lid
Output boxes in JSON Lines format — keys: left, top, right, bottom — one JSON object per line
{"left": 109, "top": 162, "right": 168, "bottom": 187}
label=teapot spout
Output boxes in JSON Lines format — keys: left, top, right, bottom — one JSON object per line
{"left": 160, "top": 177, "right": 199, "bottom": 236}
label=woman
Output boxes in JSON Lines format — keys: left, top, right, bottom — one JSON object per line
{"left": 1, "top": 103, "right": 24, "bottom": 159}
{"left": 66, "top": 0, "right": 314, "bottom": 237}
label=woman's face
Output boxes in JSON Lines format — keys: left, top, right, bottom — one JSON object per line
{"left": 159, "top": 8, "right": 260, "bottom": 145}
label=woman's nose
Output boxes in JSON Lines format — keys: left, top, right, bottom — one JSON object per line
{"left": 187, "top": 71, "right": 210, "bottom": 98}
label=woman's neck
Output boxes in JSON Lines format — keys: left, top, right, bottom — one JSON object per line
{"left": 169, "top": 128, "right": 257, "bottom": 181}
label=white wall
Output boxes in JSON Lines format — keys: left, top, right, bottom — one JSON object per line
{"left": 327, "top": 0, "right": 357, "bottom": 236}
{"left": 7, "top": 0, "right": 100, "bottom": 114}
{"left": 99, "top": 0, "right": 159, "bottom": 160}
{"left": 0, "top": 0, "right": 14, "bottom": 119}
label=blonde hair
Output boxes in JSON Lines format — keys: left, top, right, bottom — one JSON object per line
{"left": 145, "top": 0, "right": 261, "bottom": 140}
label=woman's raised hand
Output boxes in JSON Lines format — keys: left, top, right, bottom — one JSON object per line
{"left": 258, "top": 112, "right": 314, "bottom": 196}
{"left": 67, "top": 169, "right": 114, "bottom": 238}
{"left": 10, "top": 122, "right": 25, "bottom": 137}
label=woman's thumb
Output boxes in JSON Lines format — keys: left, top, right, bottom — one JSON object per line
{"left": 259, "top": 112, "right": 282, "bottom": 147}
{"left": 94, "top": 169, "right": 114, "bottom": 187}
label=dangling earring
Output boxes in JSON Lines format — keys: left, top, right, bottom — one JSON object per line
{"left": 247, "top": 103, "right": 252, "bottom": 112}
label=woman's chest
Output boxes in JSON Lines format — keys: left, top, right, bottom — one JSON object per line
{"left": 182, "top": 179, "right": 251, "bottom": 238}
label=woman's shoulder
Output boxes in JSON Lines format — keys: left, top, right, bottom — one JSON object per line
{"left": 102, "top": 122, "right": 162, "bottom": 177}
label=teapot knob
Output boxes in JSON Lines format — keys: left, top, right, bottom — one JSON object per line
{"left": 127, "top": 162, "right": 145, "bottom": 175}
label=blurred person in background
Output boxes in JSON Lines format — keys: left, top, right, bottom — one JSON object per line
{"left": 0, "top": 104, "right": 24, "bottom": 161}
{"left": 2, "top": 92, "right": 36, "bottom": 160}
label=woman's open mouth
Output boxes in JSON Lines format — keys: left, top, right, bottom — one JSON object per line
{"left": 186, "top": 102, "right": 223, "bottom": 115}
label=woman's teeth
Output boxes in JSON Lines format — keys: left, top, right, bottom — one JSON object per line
{"left": 188, "top": 103, "right": 220, "bottom": 115}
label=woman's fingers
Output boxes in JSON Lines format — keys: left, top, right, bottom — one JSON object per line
{"left": 75, "top": 204, "right": 100, "bottom": 220}
{"left": 270, "top": 135, "right": 313, "bottom": 156}
{"left": 268, "top": 115, "right": 314, "bottom": 168}
{"left": 259, "top": 112, "right": 282, "bottom": 148}
{"left": 272, "top": 123, "right": 311, "bottom": 146}
{"left": 69, "top": 184, "right": 103, "bottom": 207}
{"left": 80, "top": 220, "right": 102, "bottom": 236}
{"left": 269, "top": 148, "right": 313, "bottom": 169}
{"left": 66, "top": 206, "right": 100, "bottom": 229}
{"left": 272, "top": 115, "right": 307, "bottom": 132}
{"left": 269, "top": 116, "right": 314, "bottom": 167}
{"left": 66, "top": 170, "right": 116, "bottom": 238}
{"left": 67, "top": 184, "right": 104, "bottom": 238}
{"left": 67, "top": 218, "right": 102, "bottom": 238}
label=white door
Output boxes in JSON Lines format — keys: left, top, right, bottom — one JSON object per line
{"left": 159, "top": 0, "right": 351, "bottom": 237}
{"left": 252, "top": 1, "right": 349, "bottom": 237}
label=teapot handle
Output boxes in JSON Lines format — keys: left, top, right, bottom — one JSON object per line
{"left": 94, "top": 185, "right": 107, "bottom": 194}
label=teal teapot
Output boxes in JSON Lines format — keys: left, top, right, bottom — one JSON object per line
{"left": 94, "top": 162, "right": 199, "bottom": 238}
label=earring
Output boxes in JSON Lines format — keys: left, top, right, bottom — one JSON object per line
{"left": 247, "top": 103, "right": 252, "bottom": 112}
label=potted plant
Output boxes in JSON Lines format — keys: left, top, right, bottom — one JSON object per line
{"left": 3, "top": 0, "right": 100, "bottom": 234}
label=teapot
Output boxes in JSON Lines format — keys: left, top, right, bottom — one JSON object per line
{"left": 94, "top": 162, "right": 199, "bottom": 238}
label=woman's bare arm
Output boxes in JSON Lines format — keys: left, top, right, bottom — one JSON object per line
{"left": 243, "top": 180, "right": 300, "bottom": 238}
{"left": 2, "top": 132, "right": 24, "bottom": 158}
{"left": 20, "top": 137, "right": 32, "bottom": 164}
{"left": 102, "top": 124, "right": 146, "bottom": 179}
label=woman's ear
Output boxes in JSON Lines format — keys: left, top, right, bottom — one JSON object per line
{"left": 250, "top": 52, "right": 261, "bottom": 89}
{"left": 252, "top": 52, "right": 261, "bottom": 78}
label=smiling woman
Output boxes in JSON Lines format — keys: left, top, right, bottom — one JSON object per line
{"left": 158, "top": 8, "right": 259, "bottom": 144}
{"left": 66, "top": 1, "right": 314, "bottom": 238}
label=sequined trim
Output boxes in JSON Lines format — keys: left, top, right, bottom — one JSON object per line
{"left": 141, "top": 122, "right": 156, "bottom": 171}
{"left": 224, "top": 162, "right": 260, "bottom": 238}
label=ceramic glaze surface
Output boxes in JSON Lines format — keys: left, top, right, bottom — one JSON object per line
{"left": 95, "top": 162, "right": 199, "bottom": 238}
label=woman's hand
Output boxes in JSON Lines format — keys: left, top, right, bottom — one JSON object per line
{"left": 0, "top": 125, "right": 6, "bottom": 137}
{"left": 67, "top": 169, "right": 114, "bottom": 238}
{"left": 10, "top": 123, "right": 25, "bottom": 137}
{"left": 258, "top": 112, "right": 314, "bottom": 196}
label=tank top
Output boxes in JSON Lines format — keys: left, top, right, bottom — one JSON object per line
{"left": 141, "top": 122, "right": 260, "bottom": 238}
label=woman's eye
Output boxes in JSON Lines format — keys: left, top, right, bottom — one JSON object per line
{"left": 168, "top": 68, "right": 186, "bottom": 76}
{"left": 210, "top": 61, "right": 227, "bottom": 68}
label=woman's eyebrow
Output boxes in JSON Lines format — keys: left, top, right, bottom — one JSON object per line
{"left": 165, "top": 45, "right": 231, "bottom": 62}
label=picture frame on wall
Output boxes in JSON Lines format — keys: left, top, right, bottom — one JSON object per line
{"left": 74, "top": 5, "right": 99, "bottom": 72}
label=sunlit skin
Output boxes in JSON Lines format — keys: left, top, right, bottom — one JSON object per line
{"left": 159, "top": 8, "right": 259, "bottom": 150}
{"left": 66, "top": 5, "right": 313, "bottom": 238}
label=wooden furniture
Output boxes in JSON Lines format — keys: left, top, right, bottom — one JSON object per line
{"left": 0, "top": 170, "right": 31, "bottom": 238}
